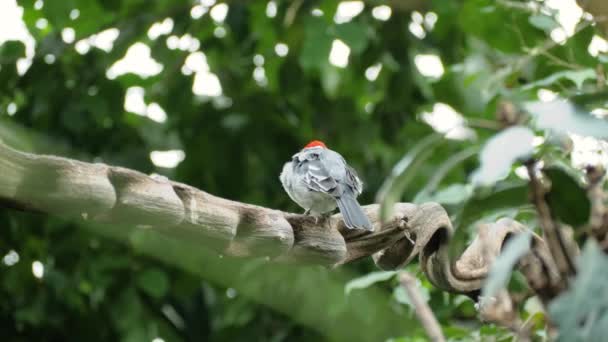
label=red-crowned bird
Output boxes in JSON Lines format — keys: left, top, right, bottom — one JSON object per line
{"left": 280, "top": 140, "right": 373, "bottom": 231}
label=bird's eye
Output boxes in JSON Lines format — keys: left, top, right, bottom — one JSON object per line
{"left": 309, "top": 153, "right": 319, "bottom": 160}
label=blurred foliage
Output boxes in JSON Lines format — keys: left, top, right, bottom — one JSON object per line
{"left": 1, "top": 0, "right": 608, "bottom": 341}
{"left": 549, "top": 241, "right": 608, "bottom": 342}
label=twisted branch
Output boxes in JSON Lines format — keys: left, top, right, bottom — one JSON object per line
{"left": 0, "top": 142, "right": 558, "bottom": 300}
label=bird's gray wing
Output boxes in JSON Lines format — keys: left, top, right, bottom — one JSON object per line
{"left": 293, "top": 150, "right": 341, "bottom": 197}
{"left": 345, "top": 165, "right": 363, "bottom": 195}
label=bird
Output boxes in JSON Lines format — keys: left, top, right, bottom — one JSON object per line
{"left": 280, "top": 140, "right": 373, "bottom": 231}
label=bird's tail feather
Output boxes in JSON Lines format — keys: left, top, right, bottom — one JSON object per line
{"left": 336, "top": 193, "right": 373, "bottom": 231}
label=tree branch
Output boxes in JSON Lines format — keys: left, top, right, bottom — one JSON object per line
{"left": 525, "top": 161, "right": 577, "bottom": 283}
{"left": 0, "top": 141, "right": 560, "bottom": 303}
{"left": 399, "top": 272, "right": 445, "bottom": 342}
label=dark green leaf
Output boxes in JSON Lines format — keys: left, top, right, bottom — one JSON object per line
{"left": 544, "top": 165, "right": 591, "bottom": 226}
{"left": 333, "top": 22, "right": 368, "bottom": 54}
{"left": 136, "top": 268, "right": 169, "bottom": 298}
{"left": 299, "top": 17, "right": 332, "bottom": 71}
{"left": 0, "top": 41, "right": 26, "bottom": 64}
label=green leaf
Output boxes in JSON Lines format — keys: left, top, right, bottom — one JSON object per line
{"left": 525, "top": 100, "right": 608, "bottom": 139}
{"left": 376, "top": 133, "right": 445, "bottom": 221}
{"left": 544, "top": 165, "right": 591, "bottom": 226}
{"left": 344, "top": 271, "right": 396, "bottom": 295}
{"left": 471, "top": 126, "right": 535, "bottom": 185}
{"left": 42, "top": 0, "right": 74, "bottom": 28}
{"left": 482, "top": 231, "right": 532, "bottom": 297}
{"left": 299, "top": 17, "right": 332, "bottom": 71}
{"left": 414, "top": 146, "right": 479, "bottom": 204}
{"left": 450, "top": 181, "right": 529, "bottom": 259}
{"left": 136, "top": 268, "right": 169, "bottom": 298}
{"left": 522, "top": 69, "right": 596, "bottom": 90}
{"left": 549, "top": 240, "right": 608, "bottom": 342}
{"left": 0, "top": 41, "right": 26, "bottom": 64}
{"left": 393, "top": 280, "right": 429, "bottom": 308}
{"left": 320, "top": 64, "right": 342, "bottom": 98}
{"left": 528, "top": 14, "right": 559, "bottom": 32}
{"left": 333, "top": 22, "right": 368, "bottom": 54}
{"left": 427, "top": 183, "right": 473, "bottom": 206}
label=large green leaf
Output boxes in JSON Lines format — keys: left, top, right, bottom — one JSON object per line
{"left": 544, "top": 165, "right": 591, "bottom": 227}
{"left": 376, "top": 134, "right": 445, "bottom": 221}
{"left": 549, "top": 241, "right": 608, "bottom": 342}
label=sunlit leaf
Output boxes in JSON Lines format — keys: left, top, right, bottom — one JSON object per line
{"left": 525, "top": 100, "right": 608, "bottom": 139}
{"left": 345, "top": 271, "right": 396, "bottom": 295}
{"left": 482, "top": 231, "right": 532, "bottom": 297}
{"left": 471, "top": 126, "right": 535, "bottom": 186}
{"left": 427, "top": 183, "right": 473, "bottom": 206}
{"left": 528, "top": 14, "right": 559, "bottom": 32}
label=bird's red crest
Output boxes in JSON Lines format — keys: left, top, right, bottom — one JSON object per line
{"left": 304, "top": 140, "right": 327, "bottom": 149}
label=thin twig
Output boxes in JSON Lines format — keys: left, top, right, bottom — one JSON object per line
{"left": 538, "top": 51, "right": 584, "bottom": 70}
{"left": 399, "top": 272, "right": 445, "bottom": 342}
{"left": 586, "top": 165, "right": 608, "bottom": 245}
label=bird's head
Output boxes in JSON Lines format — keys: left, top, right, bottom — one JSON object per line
{"left": 303, "top": 140, "right": 327, "bottom": 149}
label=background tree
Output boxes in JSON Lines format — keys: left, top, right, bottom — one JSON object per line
{"left": 1, "top": 0, "right": 607, "bottom": 341}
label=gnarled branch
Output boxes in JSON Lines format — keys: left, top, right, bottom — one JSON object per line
{"left": 0, "top": 142, "right": 558, "bottom": 301}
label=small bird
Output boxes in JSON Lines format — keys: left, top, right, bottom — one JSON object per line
{"left": 280, "top": 140, "right": 373, "bottom": 231}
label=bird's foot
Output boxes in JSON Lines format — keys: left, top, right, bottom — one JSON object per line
{"left": 321, "top": 212, "right": 332, "bottom": 220}
{"left": 315, "top": 212, "right": 332, "bottom": 225}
